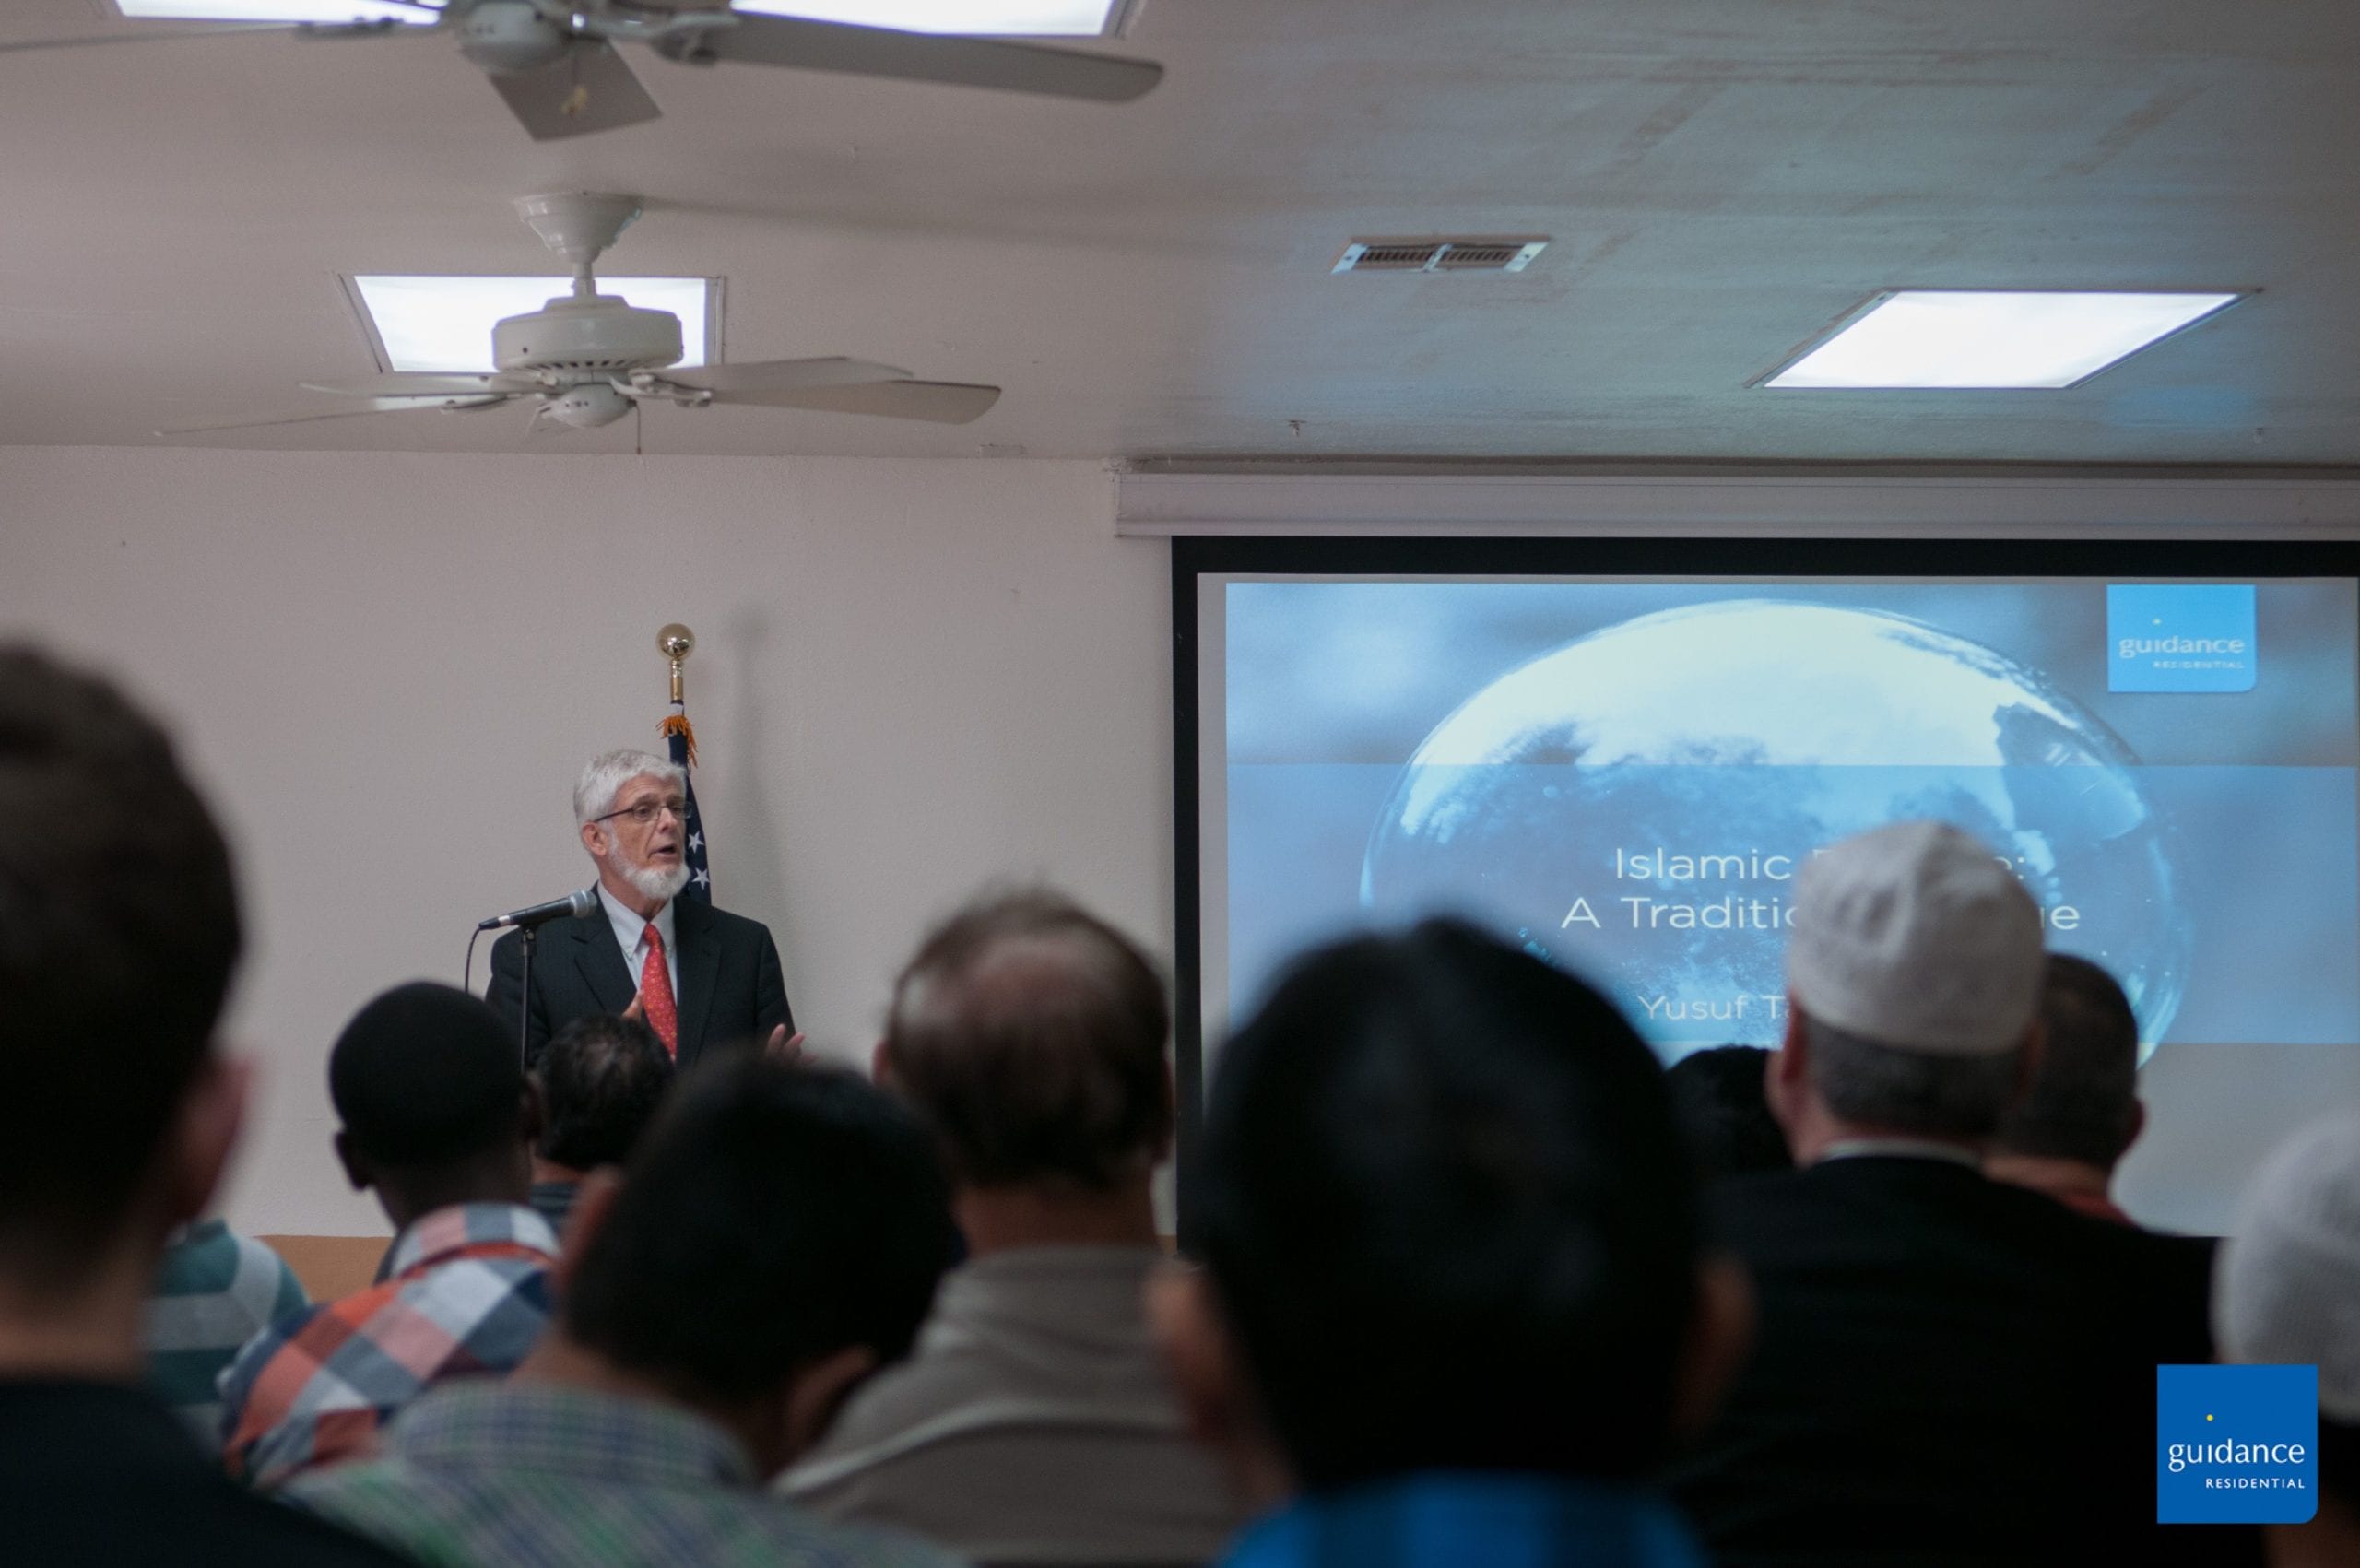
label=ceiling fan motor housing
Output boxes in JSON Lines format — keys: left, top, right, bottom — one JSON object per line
{"left": 494, "top": 295, "right": 684, "bottom": 377}
{"left": 456, "top": 1, "right": 571, "bottom": 76}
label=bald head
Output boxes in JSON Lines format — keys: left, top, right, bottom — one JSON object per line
{"left": 883, "top": 890, "right": 1171, "bottom": 1193}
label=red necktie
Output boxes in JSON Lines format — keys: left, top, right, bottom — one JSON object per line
{"left": 640, "top": 925, "right": 679, "bottom": 1057}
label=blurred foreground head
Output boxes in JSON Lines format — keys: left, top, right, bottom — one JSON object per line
{"left": 882, "top": 889, "right": 1173, "bottom": 1197}
{"left": 1160, "top": 919, "right": 1746, "bottom": 1493}
{"left": 1992, "top": 954, "right": 2143, "bottom": 1173}
{"left": 560, "top": 1059, "right": 957, "bottom": 1473}
{"left": 2216, "top": 1113, "right": 2360, "bottom": 1518}
{"left": 0, "top": 645, "right": 243, "bottom": 1295}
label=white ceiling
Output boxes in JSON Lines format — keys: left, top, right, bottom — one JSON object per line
{"left": 6, "top": 0, "right": 2359, "bottom": 462}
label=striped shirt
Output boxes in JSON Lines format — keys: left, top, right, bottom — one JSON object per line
{"left": 218, "top": 1203, "right": 558, "bottom": 1490}
{"left": 144, "top": 1220, "right": 309, "bottom": 1449}
{"left": 289, "top": 1380, "right": 963, "bottom": 1568}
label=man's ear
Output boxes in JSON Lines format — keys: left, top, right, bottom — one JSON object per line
{"left": 332, "top": 1129, "right": 373, "bottom": 1193}
{"left": 869, "top": 1040, "right": 895, "bottom": 1089}
{"left": 554, "top": 1167, "right": 625, "bottom": 1291}
{"left": 579, "top": 819, "right": 607, "bottom": 862}
{"left": 773, "top": 1344, "right": 879, "bottom": 1472}
{"left": 1670, "top": 1254, "right": 1755, "bottom": 1438}
{"left": 1764, "top": 1004, "right": 1810, "bottom": 1135}
{"left": 1145, "top": 1265, "right": 1292, "bottom": 1511}
{"left": 1150, "top": 1058, "right": 1177, "bottom": 1165}
{"left": 518, "top": 1078, "right": 547, "bottom": 1150}
{"left": 160, "top": 1053, "right": 249, "bottom": 1228}
{"left": 2007, "top": 1020, "right": 2047, "bottom": 1111}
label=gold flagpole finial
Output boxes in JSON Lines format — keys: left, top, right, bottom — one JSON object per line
{"left": 656, "top": 623, "right": 695, "bottom": 705}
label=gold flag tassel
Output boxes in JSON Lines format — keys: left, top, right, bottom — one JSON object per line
{"left": 658, "top": 707, "right": 698, "bottom": 769}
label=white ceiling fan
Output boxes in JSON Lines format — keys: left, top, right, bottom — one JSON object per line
{"left": 6, "top": 2, "right": 1161, "bottom": 140}
{"left": 159, "top": 191, "right": 1001, "bottom": 438}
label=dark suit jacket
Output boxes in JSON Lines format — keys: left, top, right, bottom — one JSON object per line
{"left": 1668, "top": 1156, "right": 2243, "bottom": 1568}
{"left": 485, "top": 895, "right": 792, "bottom": 1071}
{"left": 0, "top": 1381, "right": 413, "bottom": 1568}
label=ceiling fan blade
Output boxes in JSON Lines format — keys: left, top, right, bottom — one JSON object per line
{"left": 658, "top": 357, "right": 909, "bottom": 395}
{"left": 301, "top": 372, "right": 535, "bottom": 397}
{"left": 490, "top": 39, "right": 663, "bottom": 140}
{"left": 714, "top": 379, "right": 1001, "bottom": 425}
{"left": 673, "top": 16, "right": 1161, "bottom": 103}
{"left": 0, "top": 22, "right": 304, "bottom": 56}
{"left": 158, "top": 394, "right": 513, "bottom": 435}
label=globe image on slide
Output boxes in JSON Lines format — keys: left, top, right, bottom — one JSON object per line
{"left": 1360, "top": 600, "right": 2185, "bottom": 1061}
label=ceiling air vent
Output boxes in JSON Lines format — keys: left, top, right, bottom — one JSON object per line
{"left": 1332, "top": 237, "right": 1549, "bottom": 275}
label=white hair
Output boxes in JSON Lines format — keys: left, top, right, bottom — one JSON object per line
{"left": 573, "top": 749, "right": 687, "bottom": 827}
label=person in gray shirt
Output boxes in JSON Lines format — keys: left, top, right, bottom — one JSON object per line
{"left": 784, "top": 890, "right": 1245, "bottom": 1567}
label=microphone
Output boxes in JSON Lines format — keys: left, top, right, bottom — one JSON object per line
{"left": 478, "top": 889, "right": 597, "bottom": 932}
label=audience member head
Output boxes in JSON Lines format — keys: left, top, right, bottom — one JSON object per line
{"left": 549, "top": 1059, "right": 956, "bottom": 1476}
{"left": 2216, "top": 1114, "right": 2360, "bottom": 1546}
{"left": 879, "top": 890, "right": 1171, "bottom": 1247}
{"left": 1153, "top": 919, "right": 1749, "bottom": 1500}
{"left": 1666, "top": 1045, "right": 1791, "bottom": 1180}
{"left": 0, "top": 646, "right": 245, "bottom": 1329}
{"left": 537, "top": 1013, "right": 673, "bottom": 1176}
{"left": 329, "top": 983, "right": 535, "bottom": 1230}
{"left": 1988, "top": 955, "right": 2144, "bottom": 1197}
{"left": 1772, "top": 820, "right": 2044, "bottom": 1161}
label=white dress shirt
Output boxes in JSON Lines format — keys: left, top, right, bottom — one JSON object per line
{"left": 596, "top": 883, "right": 678, "bottom": 1000}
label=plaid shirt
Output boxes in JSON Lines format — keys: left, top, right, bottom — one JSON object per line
{"left": 1222, "top": 1473, "right": 1707, "bottom": 1568}
{"left": 289, "top": 1381, "right": 962, "bottom": 1568}
{"left": 218, "top": 1203, "right": 558, "bottom": 1490}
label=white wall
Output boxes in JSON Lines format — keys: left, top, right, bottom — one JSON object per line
{"left": 0, "top": 447, "right": 1169, "bottom": 1236}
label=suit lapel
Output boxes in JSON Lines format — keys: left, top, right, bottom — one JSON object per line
{"left": 672, "top": 898, "right": 721, "bottom": 1066}
{"left": 569, "top": 908, "right": 637, "bottom": 1014}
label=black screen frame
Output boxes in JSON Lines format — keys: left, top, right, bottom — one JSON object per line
{"left": 1171, "top": 532, "right": 2360, "bottom": 1248}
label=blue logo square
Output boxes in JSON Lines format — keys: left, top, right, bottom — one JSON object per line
{"left": 2108, "top": 584, "right": 2257, "bottom": 692}
{"left": 2157, "top": 1363, "right": 2318, "bottom": 1524}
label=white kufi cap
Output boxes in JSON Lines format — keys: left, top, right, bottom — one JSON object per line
{"left": 1785, "top": 819, "right": 2044, "bottom": 1056}
{"left": 2216, "top": 1113, "right": 2360, "bottom": 1422}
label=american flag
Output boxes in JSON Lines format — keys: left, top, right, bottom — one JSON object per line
{"left": 662, "top": 701, "right": 712, "bottom": 903}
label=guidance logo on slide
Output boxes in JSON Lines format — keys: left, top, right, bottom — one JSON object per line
{"left": 2156, "top": 1364, "right": 2318, "bottom": 1524}
{"left": 2108, "top": 583, "right": 2257, "bottom": 692}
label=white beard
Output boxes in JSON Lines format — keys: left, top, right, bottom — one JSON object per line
{"left": 620, "top": 855, "right": 690, "bottom": 903}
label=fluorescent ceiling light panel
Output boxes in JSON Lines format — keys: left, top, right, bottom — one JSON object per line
{"left": 116, "top": 2, "right": 438, "bottom": 21}
{"left": 731, "top": 0, "right": 1119, "bottom": 36}
{"left": 353, "top": 276, "right": 714, "bottom": 372}
{"left": 1765, "top": 290, "right": 2244, "bottom": 389}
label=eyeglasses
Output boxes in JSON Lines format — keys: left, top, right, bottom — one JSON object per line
{"left": 593, "top": 797, "right": 690, "bottom": 827}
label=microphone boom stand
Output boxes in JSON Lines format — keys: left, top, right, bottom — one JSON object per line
{"left": 516, "top": 924, "right": 537, "bottom": 1070}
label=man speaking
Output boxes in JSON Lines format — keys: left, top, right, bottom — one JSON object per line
{"left": 488, "top": 749, "right": 794, "bottom": 1069}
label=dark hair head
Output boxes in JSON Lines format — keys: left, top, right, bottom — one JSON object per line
{"left": 564, "top": 1059, "right": 956, "bottom": 1409}
{"left": 0, "top": 647, "right": 241, "bottom": 1283}
{"left": 1665, "top": 1045, "right": 1791, "bottom": 1180}
{"left": 330, "top": 983, "right": 523, "bottom": 1166}
{"left": 1991, "top": 954, "right": 2142, "bottom": 1169}
{"left": 1803, "top": 1013, "right": 2022, "bottom": 1141}
{"left": 1196, "top": 918, "right": 1701, "bottom": 1488}
{"left": 884, "top": 890, "right": 1171, "bottom": 1192}
{"left": 537, "top": 1013, "right": 673, "bottom": 1171}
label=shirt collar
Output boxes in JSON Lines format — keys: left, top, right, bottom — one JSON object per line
{"left": 384, "top": 1381, "right": 757, "bottom": 1491}
{"left": 1816, "top": 1137, "right": 1983, "bottom": 1169}
{"left": 385, "top": 1202, "right": 560, "bottom": 1278}
{"left": 1224, "top": 1472, "right": 1706, "bottom": 1568}
{"left": 596, "top": 882, "right": 676, "bottom": 961}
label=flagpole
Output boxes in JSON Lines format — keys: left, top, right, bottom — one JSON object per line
{"left": 655, "top": 623, "right": 713, "bottom": 902}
